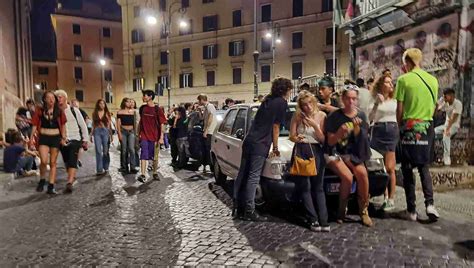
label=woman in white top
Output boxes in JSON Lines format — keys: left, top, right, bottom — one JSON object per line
{"left": 289, "top": 90, "right": 329, "bottom": 232}
{"left": 369, "top": 73, "right": 398, "bottom": 211}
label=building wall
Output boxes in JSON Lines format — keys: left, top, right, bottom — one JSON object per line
{"left": 118, "top": 0, "right": 350, "bottom": 108}
{"left": 51, "top": 14, "right": 124, "bottom": 114}
{"left": 0, "top": 0, "right": 34, "bottom": 134}
{"left": 33, "top": 61, "right": 58, "bottom": 92}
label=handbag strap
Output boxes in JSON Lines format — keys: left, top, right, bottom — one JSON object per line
{"left": 413, "top": 71, "right": 436, "bottom": 106}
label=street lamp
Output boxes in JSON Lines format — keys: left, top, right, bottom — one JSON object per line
{"left": 146, "top": 1, "right": 186, "bottom": 108}
{"left": 265, "top": 22, "right": 281, "bottom": 79}
{"left": 98, "top": 58, "right": 108, "bottom": 100}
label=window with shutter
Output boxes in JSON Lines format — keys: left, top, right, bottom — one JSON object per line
{"left": 207, "top": 71, "right": 215, "bottom": 86}
{"left": 232, "top": 68, "right": 242, "bottom": 84}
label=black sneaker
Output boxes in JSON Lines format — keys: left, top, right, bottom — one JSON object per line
{"left": 153, "top": 173, "right": 160, "bottom": 181}
{"left": 36, "top": 179, "right": 46, "bottom": 192}
{"left": 46, "top": 184, "right": 57, "bottom": 195}
{"left": 129, "top": 169, "right": 138, "bottom": 174}
{"left": 137, "top": 175, "right": 146, "bottom": 183}
{"left": 241, "top": 211, "right": 268, "bottom": 222}
{"left": 63, "top": 183, "right": 73, "bottom": 194}
{"left": 77, "top": 160, "right": 82, "bottom": 167}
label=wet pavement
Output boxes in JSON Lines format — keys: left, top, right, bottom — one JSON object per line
{"left": 0, "top": 148, "right": 473, "bottom": 266}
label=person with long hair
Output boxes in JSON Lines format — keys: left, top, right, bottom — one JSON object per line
{"left": 174, "top": 106, "right": 189, "bottom": 169}
{"left": 130, "top": 99, "right": 140, "bottom": 168}
{"left": 324, "top": 85, "right": 373, "bottom": 227}
{"left": 369, "top": 73, "right": 398, "bottom": 211}
{"left": 91, "top": 99, "right": 112, "bottom": 175}
{"left": 29, "top": 90, "right": 67, "bottom": 194}
{"left": 233, "top": 77, "right": 292, "bottom": 221}
{"left": 289, "top": 90, "right": 329, "bottom": 232}
{"left": 117, "top": 98, "right": 138, "bottom": 174}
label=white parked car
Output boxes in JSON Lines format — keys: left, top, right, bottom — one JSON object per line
{"left": 210, "top": 103, "right": 389, "bottom": 207}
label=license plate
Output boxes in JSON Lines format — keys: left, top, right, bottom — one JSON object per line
{"left": 327, "top": 183, "right": 340, "bottom": 193}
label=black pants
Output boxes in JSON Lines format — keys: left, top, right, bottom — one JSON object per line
{"left": 202, "top": 134, "right": 212, "bottom": 166}
{"left": 402, "top": 164, "right": 434, "bottom": 213}
{"left": 169, "top": 132, "right": 178, "bottom": 162}
{"left": 292, "top": 144, "right": 328, "bottom": 226}
{"left": 61, "top": 140, "right": 82, "bottom": 169}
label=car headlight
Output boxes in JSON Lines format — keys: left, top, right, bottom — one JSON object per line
{"left": 365, "top": 158, "right": 385, "bottom": 172}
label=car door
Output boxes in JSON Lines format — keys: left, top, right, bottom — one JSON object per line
{"left": 212, "top": 108, "right": 238, "bottom": 177}
{"left": 227, "top": 108, "right": 248, "bottom": 178}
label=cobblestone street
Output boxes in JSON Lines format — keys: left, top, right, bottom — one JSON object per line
{"left": 0, "top": 149, "right": 473, "bottom": 266}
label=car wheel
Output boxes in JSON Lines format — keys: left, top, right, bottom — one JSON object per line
{"left": 254, "top": 184, "right": 266, "bottom": 209}
{"left": 213, "top": 160, "right": 227, "bottom": 185}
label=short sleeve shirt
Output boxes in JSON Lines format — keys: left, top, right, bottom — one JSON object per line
{"left": 203, "top": 103, "right": 217, "bottom": 134}
{"left": 4, "top": 144, "right": 25, "bottom": 172}
{"left": 325, "top": 109, "right": 370, "bottom": 159}
{"left": 394, "top": 68, "right": 438, "bottom": 121}
{"left": 441, "top": 99, "right": 462, "bottom": 128}
{"left": 139, "top": 105, "right": 167, "bottom": 141}
{"left": 244, "top": 96, "right": 288, "bottom": 157}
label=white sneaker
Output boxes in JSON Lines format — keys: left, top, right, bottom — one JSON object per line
{"left": 383, "top": 199, "right": 396, "bottom": 212}
{"left": 426, "top": 205, "right": 440, "bottom": 220}
{"left": 401, "top": 210, "right": 417, "bottom": 221}
{"left": 443, "top": 157, "right": 451, "bottom": 166}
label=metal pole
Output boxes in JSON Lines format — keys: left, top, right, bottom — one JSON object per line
{"left": 167, "top": 16, "right": 171, "bottom": 108}
{"left": 271, "top": 27, "right": 275, "bottom": 79}
{"left": 332, "top": 0, "right": 336, "bottom": 77}
{"left": 253, "top": 0, "right": 259, "bottom": 97}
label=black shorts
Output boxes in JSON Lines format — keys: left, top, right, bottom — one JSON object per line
{"left": 39, "top": 134, "right": 61, "bottom": 148}
{"left": 61, "top": 140, "right": 82, "bottom": 169}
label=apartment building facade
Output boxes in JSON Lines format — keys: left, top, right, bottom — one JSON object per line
{"left": 51, "top": 1, "right": 124, "bottom": 113}
{"left": 118, "top": 0, "right": 350, "bottom": 108}
{"left": 0, "top": 0, "right": 34, "bottom": 134}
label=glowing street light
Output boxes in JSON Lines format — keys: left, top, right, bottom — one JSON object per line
{"left": 99, "top": 58, "right": 106, "bottom": 66}
{"left": 179, "top": 19, "right": 188, "bottom": 29}
{"left": 146, "top": 15, "right": 158, "bottom": 25}
{"left": 35, "top": 84, "right": 41, "bottom": 90}
{"left": 275, "top": 38, "right": 282, "bottom": 44}
{"left": 265, "top": 32, "right": 272, "bottom": 39}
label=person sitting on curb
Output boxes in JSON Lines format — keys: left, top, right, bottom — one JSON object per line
{"left": 435, "top": 88, "right": 462, "bottom": 166}
{"left": 3, "top": 130, "right": 38, "bottom": 177}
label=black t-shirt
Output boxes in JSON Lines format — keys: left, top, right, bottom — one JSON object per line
{"left": 317, "top": 97, "right": 340, "bottom": 114}
{"left": 244, "top": 96, "right": 287, "bottom": 157}
{"left": 325, "top": 109, "right": 371, "bottom": 163}
{"left": 175, "top": 118, "right": 188, "bottom": 138}
{"left": 79, "top": 108, "right": 88, "bottom": 120}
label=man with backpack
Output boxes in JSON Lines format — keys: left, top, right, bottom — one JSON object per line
{"left": 138, "top": 90, "right": 166, "bottom": 182}
{"left": 55, "top": 90, "right": 89, "bottom": 194}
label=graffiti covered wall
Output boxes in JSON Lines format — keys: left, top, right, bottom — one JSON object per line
{"left": 356, "top": 13, "right": 459, "bottom": 94}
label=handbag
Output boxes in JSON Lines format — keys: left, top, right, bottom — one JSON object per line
{"left": 289, "top": 143, "right": 317, "bottom": 177}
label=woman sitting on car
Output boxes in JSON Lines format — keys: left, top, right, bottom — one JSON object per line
{"left": 324, "top": 85, "right": 373, "bottom": 227}
{"left": 289, "top": 90, "right": 329, "bottom": 232}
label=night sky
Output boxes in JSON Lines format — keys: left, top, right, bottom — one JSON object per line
{"left": 31, "top": 0, "right": 121, "bottom": 62}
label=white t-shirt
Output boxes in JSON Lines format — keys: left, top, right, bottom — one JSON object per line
{"left": 371, "top": 99, "right": 397, "bottom": 123}
{"left": 440, "top": 99, "right": 462, "bottom": 128}
{"left": 203, "top": 103, "right": 217, "bottom": 134}
{"left": 357, "top": 87, "right": 372, "bottom": 117}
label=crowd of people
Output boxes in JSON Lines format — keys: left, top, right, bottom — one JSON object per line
{"left": 232, "top": 48, "right": 455, "bottom": 231}
{"left": 0, "top": 47, "right": 462, "bottom": 230}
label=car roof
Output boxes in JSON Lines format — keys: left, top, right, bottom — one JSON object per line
{"left": 230, "top": 102, "right": 297, "bottom": 109}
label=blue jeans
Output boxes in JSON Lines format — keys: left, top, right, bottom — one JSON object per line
{"left": 94, "top": 127, "right": 110, "bottom": 173}
{"left": 233, "top": 148, "right": 266, "bottom": 213}
{"left": 120, "top": 128, "right": 136, "bottom": 170}
{"left": 16, "top": 156, "right": 34, "bottom": 174}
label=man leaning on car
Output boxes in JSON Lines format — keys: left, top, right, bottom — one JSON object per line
{"left": 233, "top": 78, "right": 293, "bottom": 222}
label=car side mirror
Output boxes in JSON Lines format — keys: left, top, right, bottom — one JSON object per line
{"left": 235, "top": 128, "right": 245, "bottom": 140}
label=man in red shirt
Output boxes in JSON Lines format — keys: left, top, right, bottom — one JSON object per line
{"left": 138, "top": 90, "right": 166, "bottom": 182}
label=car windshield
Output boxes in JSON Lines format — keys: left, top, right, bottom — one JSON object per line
{"left": 249, "top": 104, "right": 295, "bottom": 137}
